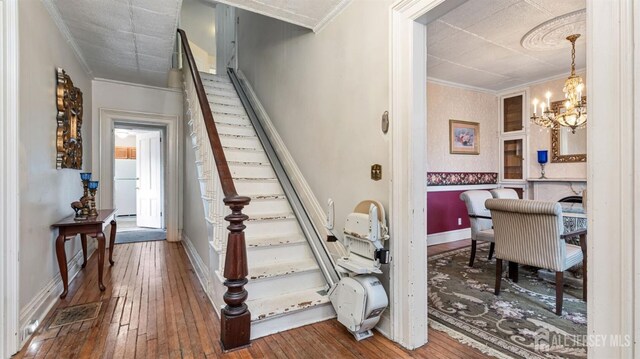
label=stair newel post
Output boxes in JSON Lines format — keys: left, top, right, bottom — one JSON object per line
{"left": 220, "top": 195, "right": 252, "bottom": 351}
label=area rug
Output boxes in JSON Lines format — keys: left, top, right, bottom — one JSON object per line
{"left": 115, "top": 229, "right": 166, "bottom": 244}
{"left": 428, "top": 245, "right": 587, "bottom": 359}
{"left": 49, "top": 302, "right": 102, "bottom": 328}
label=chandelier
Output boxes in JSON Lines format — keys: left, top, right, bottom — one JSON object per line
{"left": 530, "top": 34, "right": 586, "bottom": 133}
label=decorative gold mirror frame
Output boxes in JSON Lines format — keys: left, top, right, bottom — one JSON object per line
{"left": 56, "top": 68, "right": 83, "bottom": 169}
{"left": 550, "top": 99, "right": 586, "bottom": 163}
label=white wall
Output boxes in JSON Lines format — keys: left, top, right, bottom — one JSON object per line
{"left": 528, "top": 72, "right": 587, "bottom": 178}
{"left": 18, "top": 0, "right": 92, "bottom": 318}
{"left": 182, "top": 118, "right": 209, "bottom": 261}
{"left": 426, "top": 82, "right": 499, "bottom": 172}
{"left": 180, "top": 0, "right": 216, "bottom": 73}
{"left": 238, "top": 1, "right": 393, "bottom": 239}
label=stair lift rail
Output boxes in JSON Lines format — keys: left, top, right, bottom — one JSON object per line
{"left": 227, "top": 68, "right": 341, "bottom": 287}
{"left": 177, "top": 29, "right": 252, "bottom": 352}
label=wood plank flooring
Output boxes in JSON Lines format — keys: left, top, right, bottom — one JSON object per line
{"left": 13, "top": 240, "right": 488, "bottom": 358}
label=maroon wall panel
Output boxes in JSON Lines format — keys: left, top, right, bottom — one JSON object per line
{"left": 427, "top": 190, "right": 471, "bottom": 235}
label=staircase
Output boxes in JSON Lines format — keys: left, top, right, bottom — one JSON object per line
{"left": 185, "top": 72, "right": 335, "bottom": 339}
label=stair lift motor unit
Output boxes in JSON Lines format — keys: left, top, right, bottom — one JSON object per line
{"left": 329, "top": 200, "right": 390, "bottom": 341}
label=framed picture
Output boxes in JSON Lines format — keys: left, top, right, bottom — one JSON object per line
{"left": 449, "top": 120, "right": 480, "bottom": 155}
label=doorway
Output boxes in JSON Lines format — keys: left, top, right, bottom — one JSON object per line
{"left": 113, "top": 125, "right": 166, "bottom": 244}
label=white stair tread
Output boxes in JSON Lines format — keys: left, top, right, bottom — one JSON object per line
{"left": 215, "top": 122, "right": 253, "bottom": 128}
{"left": 233, "top": 177, "right": 278, "bottom": 182}
{"left": 248, "top": 287, "right": 329, "bottom": 322}
{"left": 247, "top": 212, "right": 295, "bottom": 221}
{"left": 228, "top": 160, "right": 271, "bottom": 166}
{"left": 219, "top": 133, "right": 257, "bottom": 139}
{"left": 246, "top": 233, "right": 306, "bottom": 248}
{"left": 223, "top": 145, "right": 262, "bottom": 152}
{"left": 248, "top": 259, "right": 319, "bottom": 281}
{"left": 249, "top": 194, "right": 286, "bottom": 200}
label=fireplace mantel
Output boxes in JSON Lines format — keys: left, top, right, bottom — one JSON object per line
{"left": 527, "top": 178, "right": 587, "bottom": 201}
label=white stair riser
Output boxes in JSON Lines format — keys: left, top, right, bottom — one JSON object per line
{"left": 235, "top": 180, "right": 283, "bottom": 195}
{"left": 250, "top": 303, "right": 335, "bottom": 340}
{"left": 220, "top": 136, "right": 261, "bottom": 149}
{"left": 244, "top": 198, "right": 290, "bottom": 214}
{"left": 244, "top": 218, "right": 301, "bottom": 237}
{"left": 217, "top": 125, "right": 256, "bottom": 137}
{"left": 211, "top": 96, "right": 242, "bottom": 106}
{"left": 246, "top": 270, "right": 326, "bottom": 301}
{"left": 247, "top": 243, "right": 315, "bottom": 267}
{"left": 223, "top": 149, "right": 269, "bottom": 163}
{"left": 203, "top": 84, "right": 235, "bottom": 93}
{"left": 212, "top": 104, "right": 246, "bottom": 116}
{"left": 214, "top": 114, "right": 251, "bottom": 126}
{"left": 229, "top": 164, "right": 275, "bottom": 178}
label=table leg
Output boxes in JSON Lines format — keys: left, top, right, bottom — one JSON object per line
{"left": 97, "top": 232, "right": 106, "bottom": 291}
{"left": 109, "top": 220, "right": 117, "bottom": 266}
{"left": 56, "top": 234, "right": 69, "bottom": 299}
{"left": 80, "top": 234, "right": 88, "bottom": 268}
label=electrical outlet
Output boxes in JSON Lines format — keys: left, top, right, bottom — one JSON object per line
{"left": 457, "top": 217, "right": 462, "bottom": 226}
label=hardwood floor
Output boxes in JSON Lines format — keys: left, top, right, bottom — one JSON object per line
{"left": 14, "top": 240, "right": 488, "bottom": 358}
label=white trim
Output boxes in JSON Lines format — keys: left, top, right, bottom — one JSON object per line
{"left": 18, "top": 244, "right": 96, "bottom": 347}
{"left": 312, "top": 0, "right": 352, "bottom": 33}
{"left": 426, "top": 184, "right": 497, "bottom": 192}
{"left": 181, "top": 234, "right": 212, "bottom": 302}
{"left": 40, "top": 0, "right": 92, "bottom": 77}
{"left": 427, "top": 228, "right": 470, "bottom": 246}
{"left": 214, "top": 0, "right": 314, "bottom": 31}
{"left": 93, "top": 78, "right": 182, "bottom": 94}
{"left": 497, "top": 67, "right": 586, "bottom": 96}
{"left": 236, "top": 70, "right": 347, "bottom": 259}
{"left": 98, "top": 109, "right": 182, "bottom": 242}
{"left": 0, "top": 0, "right": 20, "bottom": 356}
{"left": 428, "top": 67, "right": 586, "bottom": 96}
{"left": 390, "top": 0, "right": 443, "bottom": 349}
{"left": 587, "top": 0, "right": 638, "bottom": 357}
{"left": 427, "top": 76, "right": 497, "bottom": 95}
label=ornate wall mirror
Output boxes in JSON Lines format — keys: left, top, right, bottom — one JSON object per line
{"left": 56, "top": 68, "right": 83, "bottom": 169}
{"left": 550, "top": 99, "right": 586, "bottom": 163}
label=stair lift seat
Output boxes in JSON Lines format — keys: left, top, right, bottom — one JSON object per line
{"left": 330, "top": 200, "right": 389, "bottom": 341}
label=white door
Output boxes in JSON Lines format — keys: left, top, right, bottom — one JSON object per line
{"left": 136, "top": 131, "right": 163, "bottom": 228}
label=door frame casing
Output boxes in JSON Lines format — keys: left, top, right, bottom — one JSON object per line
{"left": 99, "top": 109, "right": 182, "bottom": 242}
{"left": 0, "top": 0, "right": 20, "bottom": 356}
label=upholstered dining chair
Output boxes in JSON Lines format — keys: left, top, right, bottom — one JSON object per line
{"left": 490, "top": 188, "right": 519, "bottom": 199}
{"left": 459, "top": 190, "right": 495, "bottom": 267}
{"left": 486, "top": 199, "right": 587, "bottom": 315}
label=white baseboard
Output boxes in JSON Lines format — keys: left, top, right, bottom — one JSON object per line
{"left": 427, "top": 228, "right": 470, "bottom": 246}
{"left": 18, "top": 242, "right": 97, "bottom": 346}
{"left": 181, "top": 234, "right": 210, "bottom": 293}
{"left": 376, "top": 311, "right": 392, "bottom": 339}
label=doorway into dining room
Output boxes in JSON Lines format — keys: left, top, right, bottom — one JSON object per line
{"left": 421, "top": 0, "right": 589, "bottom": 356}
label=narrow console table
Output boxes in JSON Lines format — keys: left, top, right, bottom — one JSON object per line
{"left": 51, "top": 209, "right": 117, "bottom": 299}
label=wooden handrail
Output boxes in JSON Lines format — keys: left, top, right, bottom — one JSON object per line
{"left": 177, "top": 29, "right": 252, "bottom": 351}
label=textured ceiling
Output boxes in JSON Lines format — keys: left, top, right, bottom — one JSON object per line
{"left": 212, "top": 0, "right": 351, "bottom": 31}
{"left": 427, "top": 0, "right": 586, "bottom": 92}
{"left": 48, "top": 0, "right": 182, "bottom": 87}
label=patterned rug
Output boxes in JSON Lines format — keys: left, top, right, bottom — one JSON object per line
{"left": 428, "top": 245, "right": 587, "bottom": 359}
{"left": 49, "top": 302, "right": 102, "bottom": 328}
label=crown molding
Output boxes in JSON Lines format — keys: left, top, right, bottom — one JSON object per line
{"left": 93, "top": 77, "right": 182, "bottom": 93}
{"left": 313, "top": 0, "right": 351, "bottom": 33}
{"left": 41, "top": 0, "right": 93, "bottom": 77}
{"left": 497, "top": 67, "right": 586, "bottom": 95}
{"left": 427, "top": 76, "right": 497, "bottom": 95}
